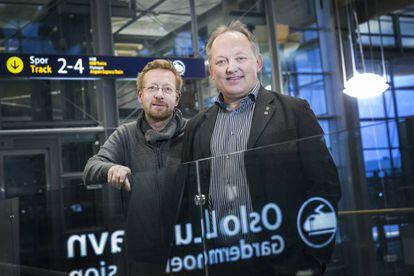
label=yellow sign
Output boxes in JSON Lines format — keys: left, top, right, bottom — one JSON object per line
{"left": 6, "top": 56, "right": 24, "bottom": 74}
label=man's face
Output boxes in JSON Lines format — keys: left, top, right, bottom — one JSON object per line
{"left": 138, "top": 69, "right": 180, "bottom": 122}
{"left": 209, "top": 31, "right": 263, "bottom": 103}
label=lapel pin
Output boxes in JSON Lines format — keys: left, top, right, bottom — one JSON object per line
{"left": 266, "top": 106, "right": 270, "bottom": 110}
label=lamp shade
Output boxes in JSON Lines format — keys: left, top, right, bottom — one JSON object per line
{"left": 343, "top": 73, "right": 389, "bottom": 99}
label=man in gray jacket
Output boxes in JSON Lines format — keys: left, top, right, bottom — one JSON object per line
{"left": 83, "top": 59, "right": 186, "bottom": 275}
{"left": 84, "top": 58, "right": 185, "bottom": 189}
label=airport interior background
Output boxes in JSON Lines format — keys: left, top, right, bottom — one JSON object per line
{"left": 1, "top": 0, "right": 414, "bottom": 275}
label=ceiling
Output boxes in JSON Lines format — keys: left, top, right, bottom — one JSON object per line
{"left": 112, "top": 0, "right": 220, "bottom": 37}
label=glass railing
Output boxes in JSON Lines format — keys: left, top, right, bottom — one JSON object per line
{"left": 1, "top": 120, "right": 414, "bottom": 276}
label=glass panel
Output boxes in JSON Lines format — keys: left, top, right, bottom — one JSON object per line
{"left": 358, "top": 93, "right": 386, "bottom": 118}
{"left": 360, "top": 35, "right": 396, "bottom": 47}
{"left": 4, "top": 153, "right": 46, "bottom": 198}
{"left": 112, "top": 0, "right": 220, "bottom": 58}
{"left": 395, "top": 90, "right": 414, "bottom": 117}
{"left": 294, "top": 48, "right": 323, "bottom": 73}
{"left": 401, "top": 37, "right": 414, "bottom": 48}
{"left": 169, "top": 136, "right": 342, "bottom": 275}
{"left": 364, "top": 149, "right": 392, "bottom": 176}
{"left": 360, "top": 121, "right": 389, "bottom": 148}
{"left": 304, "top": 30, "right": 318, "bottom": 42}
{"left": 385, "top": 91, "right": 396, "bottom": 117}
{"left": 1, "top": 122, "right": 414, "bottom": 275}
{"left": 359, "top": 17, "right": 394, "bottom": 34}
{"left": 393, "top": 72, "right": 414, "bottom": 88}
{"left": 388, "top": 120, "right": 400, "bottom": 148}
{"left": 400, "top": 16, "right": 414, "bottom": 36}
{"left": 0, "top": 2, "right": 92, "bottom": 54}
{"left": 297, "top": 79, "right": 327, "bottom": 115}
{"left": 0, "top": 79, "right": 99, "bottom": 128}
{"left": 61, "top": 134, "right": 99, "bottom": 173}
{"left": 391, "top": 149, "right": 402, "bottom": 170}
{"left": 318, "top": 120, "right": 331, "bottom": 148}
{"left": 116, "top": 79, "right": 139, "bottom": 122}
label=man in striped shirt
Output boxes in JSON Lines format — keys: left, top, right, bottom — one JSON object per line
{"left": 180, "top": 21, "right": 341, "bottom": 275}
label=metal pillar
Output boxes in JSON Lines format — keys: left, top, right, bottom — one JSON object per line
{"left": 89, "top": 1, "right": 125, "bottom": 253}
{"left": 264, "top": 0, "right": 284, "bottom": 93}
{"left": 189, "top": 0, "right": 204, "bottom": 111}
{"left": 90, "top": 0, "right": 119, "bottom": 138}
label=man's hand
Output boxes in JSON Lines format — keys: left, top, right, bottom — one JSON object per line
{"left": 107, "top": 165, "right": 131, "bottom": 191}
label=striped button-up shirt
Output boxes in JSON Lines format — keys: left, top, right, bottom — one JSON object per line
{"left": 209, "top": 81, "right": 260, "bottom": 242}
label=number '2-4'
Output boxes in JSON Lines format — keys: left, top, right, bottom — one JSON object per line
{"left": 58, "top": 58, "right": 84, "bottom": 74}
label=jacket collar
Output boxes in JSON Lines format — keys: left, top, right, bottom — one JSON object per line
{"left": 197, "top": 86, "right": 279, "bottom": 159}
{"left": 247, "top": 87, "right": 278, "bottom": 148}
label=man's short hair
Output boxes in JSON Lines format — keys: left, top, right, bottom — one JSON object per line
{"left": 136, "top": 59, "right": 183, "bottom": 92}
{"left": 205, "top": 20, "right": 261, "bottom": 64}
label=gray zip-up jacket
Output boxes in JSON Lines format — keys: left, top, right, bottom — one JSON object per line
{"left": 83, "top": 109, "right": 186, "bottom": 271}
{"left": 83, "top": 109, "right": 186, "bottom": 185}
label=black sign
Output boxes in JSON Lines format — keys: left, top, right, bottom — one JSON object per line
{"left": 0, "top": 53, "right": 206, "bottom": 79}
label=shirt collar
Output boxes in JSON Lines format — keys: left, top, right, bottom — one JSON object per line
{"left": 214, "top": 81, "right": 260, "bottom": 111}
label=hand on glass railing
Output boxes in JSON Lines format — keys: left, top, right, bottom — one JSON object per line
{"left": 107, "top": 165, "right": 131, "bottom": 191}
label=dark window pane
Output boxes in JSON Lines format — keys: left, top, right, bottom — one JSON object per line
{"left": 4, "top": 154, "right": 46, "bottom": 198}
{"left": 63, "top": 185, "right": 105, "bottom": 229}
{"left": 62, "top": 134, "right": 99, "bottom": 173}
{"left": 0, "top": 79, "right": 99, "bottom": 128}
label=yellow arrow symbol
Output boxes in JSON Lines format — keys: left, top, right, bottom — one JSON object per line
{"left": 6, "top": 56, "right": 24, "bottom": 74}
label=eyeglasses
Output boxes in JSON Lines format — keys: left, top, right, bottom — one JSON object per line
{"left": 142, "top": 85, "right": 177, "bottom": 95}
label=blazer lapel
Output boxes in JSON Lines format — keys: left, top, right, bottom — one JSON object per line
{"left": 247, "top": 88, "right": 277, "bottom": 149}
{"left": 197, "top": 105, "right": 218, "bottom": 159}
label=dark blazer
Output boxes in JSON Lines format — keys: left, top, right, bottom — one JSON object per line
{"left": 177, "top": 87, "right": 341, "bottom": 275}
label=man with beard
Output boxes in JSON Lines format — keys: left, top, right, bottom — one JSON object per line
{"left": 84, "top": 59, "right": 186, "bottom": 275}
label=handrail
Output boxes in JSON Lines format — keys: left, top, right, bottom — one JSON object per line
{"left": 338, "top": 207, "right": 414, "bottom": 216}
